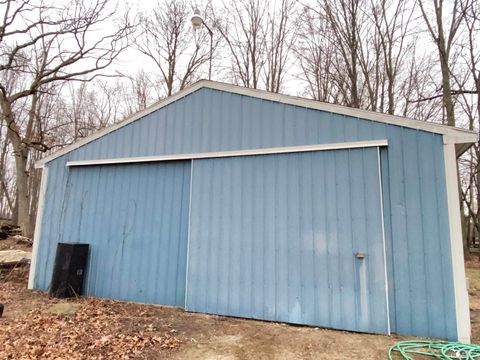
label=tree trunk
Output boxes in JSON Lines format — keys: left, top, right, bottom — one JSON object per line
{"left": 12, "top": 139, "right": 31, "bottom": 236}
{"left": 434, "top": 3, "right": 456, "bottom": 127}
{"left": 439, "top": 52, "right": 455, "bottom": 126}
{"left": 1, "top": 99, "right": 32, "bottom": 236}
{"left": 387, "top": 73, "right": 395, "bottom": 115}
{"left": 459, "top": 172, "right": 470, "bottom": 260}
{"left": 461, "top": 201, "right": 471, "bottom": 260}
{"left": 11, "top": 189, "right": 18, "bottom": 225}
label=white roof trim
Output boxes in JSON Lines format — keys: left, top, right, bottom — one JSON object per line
{"left": 36, "top": 80, "right": 476, "bottom": 168}
{"left": 66, "top": 140, "right": 388, "bottom": 167}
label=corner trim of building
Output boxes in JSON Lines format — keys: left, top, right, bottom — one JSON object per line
{"left": 65, "top": 140, "right": 389, "bottom": 167}
{"left": 443, "top": 142, "right": 471, "bottom": 343}
{"left": 28, "top": 166, "right": 49, "bottom": 289}
{"left": 184, "top": 159, "right": 194, "bottom": 310}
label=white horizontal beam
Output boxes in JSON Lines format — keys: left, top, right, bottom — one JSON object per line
{"left": 66, "top": 139, "right": 388, "bottom": 167}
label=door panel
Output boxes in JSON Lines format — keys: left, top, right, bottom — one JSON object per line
{"left": 60, "top": 161, "right": 191, "bottom": 306}
{"left": 186, "top": 148, "right": 389, "bottom": 334}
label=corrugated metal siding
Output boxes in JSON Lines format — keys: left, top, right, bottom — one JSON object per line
{"left": 384, "top": 127, "right": 454, "bottom": 339}
{"left": 36, "top": 87, "right": 458, "bottom": 340}
{"left": 186, "top": 148, "right": 390, "bottom": 334}
{"left": 34, "top": 161, "right": 190, "bottom": 307}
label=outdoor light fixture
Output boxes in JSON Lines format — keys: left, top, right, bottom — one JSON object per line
{"left": 191, "top": 9, "right": 203, "bottom": 30}
{"left": 191, "top": 8, "right": 213, "bottom": 81}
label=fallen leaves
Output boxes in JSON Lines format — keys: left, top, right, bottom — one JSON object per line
{"left": 0, "top": 260, "right": 182, "bottom": 359}
{"left": 0, "top": 297, "right": 181, "bottom": 359}
{"left": 0, "top": 264, "right": 181, "bottom": 360}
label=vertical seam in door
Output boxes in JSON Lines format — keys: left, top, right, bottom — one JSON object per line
{"left": 184, "top": 159, "right": 194, "bottom": 310}
{"left": 377, "top": 147, "right": 391, "bottom": 335}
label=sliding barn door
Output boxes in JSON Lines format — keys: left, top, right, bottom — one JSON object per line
{"left": 185, "top": 147, "right": 390, "bottom": 334}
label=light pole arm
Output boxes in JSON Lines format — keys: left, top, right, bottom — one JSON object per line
{"left": 202, "top": 20, "right": 213, "bottom": 80}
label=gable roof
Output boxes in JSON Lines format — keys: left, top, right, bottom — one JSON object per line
{"left": 36, "top": 80, "right": 476, "bottom": 168}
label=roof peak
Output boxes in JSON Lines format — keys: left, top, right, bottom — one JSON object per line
{"left": 36, "top": 79, "right": 476, "bottom": 168}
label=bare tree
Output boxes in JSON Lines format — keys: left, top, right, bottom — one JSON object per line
{"left": 0, "top": 117, "right": 14, "bottom": 219}
{"left": 418, "top": 0, "right": 466, "bottom": 126}
{"left": 369, "top": 0, "right": 415, "bottom": 114}
{"left": 216, "top": 0, "right": 268, "bottom": 89}
{"left": 135, "top": 0, "right": 214, "bottom": 97}
{"left": 120, "top": 71, "right": 164, "bottom": 114}
{"left": 0, "top": 0, "right": 133, "bottom": 236}
{"left": 263, "top": 0, "right": 297, "bottom": 93}
{"left": 453, "top": 0, "right": 480, "bottom": 253}
{"left": 356, "top": 12, "right": 384, "bottom": 111}
{"left": 321, "top": 0, "right": 365, "bottom": 108}
{"left": 401, "top": 49, "right": 445, "bottom": 121}
{"left": 296, "top": 0, "right": 384, "bottom": 108}
{"left": 456, "top": 0, "right": 480, "bottom": 124}
{"left": 295, "top": 5, "right": 343, "bottom": 102}
{"left": 216, "top": 0, "right": 297, "bottom": 92}
{"left": 65, "top": 80, "right": 125, "bottom": 141}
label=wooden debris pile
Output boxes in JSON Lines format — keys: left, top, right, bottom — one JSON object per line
{"left": 0, "top": 224, "right": 21, "bottom": 240}
{"left": 10, "top": 235, "right": 33, "bottom": 245}
{"left": 0, "top": 297, "right": 181, "bottom": 359}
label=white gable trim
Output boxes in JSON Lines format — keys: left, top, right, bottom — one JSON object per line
{"left": 36, "top": 81, "right": 206, "bottom": 168}
{"left": 36, "top": 80, "right": 476, "bottom": 168}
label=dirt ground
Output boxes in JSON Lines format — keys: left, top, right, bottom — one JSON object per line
{"left": 466, "top": 259, "right": 480, "bottom": 345}
{"left": 1, "top": 238, "right": 479, "bottom": 359}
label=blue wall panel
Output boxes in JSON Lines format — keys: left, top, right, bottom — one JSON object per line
{"left": 35, "top": 87, "right": 458, "bottom": 340}
{"left": 186, "top": 149, "right": 390, "bottom": 334}
{"left": 34, "top": 161, "right": 190, "bottom": 307}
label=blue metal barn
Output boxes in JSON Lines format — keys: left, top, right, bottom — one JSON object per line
{"left": 30, "top": 81, "right": 475, "bottom": 342}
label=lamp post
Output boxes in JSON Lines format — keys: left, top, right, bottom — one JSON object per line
{"left": 191, "top": 9, "right": 213, "bottom": 81}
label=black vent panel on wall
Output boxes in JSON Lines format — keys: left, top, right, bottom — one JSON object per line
{"left": 49, "top": 243, "right": 89, "bottom": 298}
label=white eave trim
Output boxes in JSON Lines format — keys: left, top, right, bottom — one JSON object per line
{"left": 66, "top": 140, "right": 388, "bottom": 167}
{"left": 214, "top": 82, "right": 477, "bottom": 142}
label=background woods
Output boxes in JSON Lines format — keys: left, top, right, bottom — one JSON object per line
{"left": 0, "top": 0, "right": 479, "bottom": 257}
{"left": 0, "top": 0, "right": 134, "bottom": 236}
